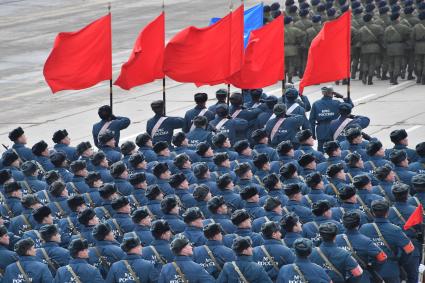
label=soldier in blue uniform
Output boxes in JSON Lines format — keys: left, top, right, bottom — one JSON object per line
{"left": 8, "top": 195, "right": 40, "bottom": 237}
{"left": 52, "top": 129, "right": 78, "bottom": 161}
{"left": 186, "top": 116, "right": 214, "bottom": 148}
{"left": 127, "top": 172, "right": 148, "bottom": 208}
{"left": 0, "top": 168, "right": 13, "bottom": 195}
{"left": 365, "top": 140, "right": 392, "bottom": 173}
{"left": 255, "top": 96, "right": 278, "bottom": 129}
{"left": 317, "top": 141, "right": 347, "bottom": 175}
{"left": 270, "top": 141, "right": 299, "bottom": 174}
{"left": 59, "top": 195, "right": 85, "bottom": 247}
{"left": 232, "top": 140, "right": 254, "bottom": 169}
{"left": 213, "top": 153, "right": 237, "bottom": 181}
{"left": 50, "top": 151, "right": 73, "bottom": 183}
{"left": 329, "top": 103, "right": 370, "bottom": 142}
{"left": 373, "top": 164, "right": 397, "bottom": 203}
{"left": 284, "top": 183, "right": 314, "bottom": 223}
{"left": 152, "top": 163, "right": 174, "bottom": 196}
{"left": 211, "top": 133, "right": 238, "bottom": 161}
{"left": 67, "top": 160, "right": 90, "bottom": 195}
{"left": 20, "top": 162, "right": 46, "bottom": 194}
{"left": 141, "top": 220, "right": 174, "bottom": 273}
{"left": 76, "top": 141, "right": 95, "bottom": 171}
{"left": 283, "top": 88, "right": 311, "bottom": 131}
{"left": 193, "top": 223, "right": 236, "bottom": 278}
{"left": 2, "top": 150, "right": 24, "bottom": 181}
{"left": 172, "top": 132, "right": 198, "bottom": 162}
{"left": 331, "top": 185, "right": 369, "bottom": 225}
{"left": 183, "top": 92, "right": 215, "bottom": 133}
{"left": 223, "top": 209, "right": 264, "bottom": 248}
{"left": 277, "top": 238, "right": 331, "bottom": 283}
{"left": 128, "top": 152, "right": 157, "bottom": 185}
{"left": 7, "top": 127, "right": 35, "bottom": 162}
{"left": 409, "top": 142, "right": 425, "bottom": 173}
{"left": 265, "top": 104, "right": 304, "bottom": 147}
{"left": 75, "top": 208, "right": 100, "bottom": 246}
{"left": 343, "top": 128, "right": 370, "bottom": 162}
{"left": 217, "top": 236, "right": 272, "bottom": 283}
{"left": 159, "top": 235, "right": 215, "bottom": 282}
{"left": 88, "top": 223, "right": 126, "bottom": 278}
{"left": 234, "top": 163, "right": 267, "bottom": 196}
{"left": 281, "top": 163, "right": 309, "bottom": 194}
{"left": 106, "top": 197, "right": 135, "bottom": 242}
{"left": 262, "top": 173, "right": 289, "bottom": 206}
{"left": 0, "top": 225, "right": 19, "bottom": 278}
{"left": 120, "top": 141, "right": 137, "bottom": 169}
{"left": 295, "top": 129, "right": 326, "bottom": 162}
{"left": 389, "top": 183, "right": 421, "bottom": 283}
{"left": 297, "top": 153, "right": 319, "bottom": 179}
{"left": 145, "top": 185, "right": 164, "bottom": 219}
{"left": 216, "top": 174, "right": 244, "bottom": 211}
{"left": 193, "top": 163, "right": 219, "bottom": 196}
{"left": 98, "top": 130, "right": 122, "bottom": 164}
{"left": 353, "top": 174, "right": 383, "bottom": 218}
{"left": 96, "top": 184, "right": 120, "bottom": 222}
{"left": 152, "top": 141, "right": 176, "bottom": 171}
{"left": 3, "top": 238, "right": 53, "bottom": 283}
{"left": 409, "top": 174, "right": 425, "bottom": 207}
{"left": 135, "top": 133, "right": 157, "bottom": 163}
{"left": 359, "top": 200, "right": 415, "bottom": 283}
{"left": 173, "top": 154, "right": 197, "bottom": 185}
{"left": 208, "top": 88, "right": 227, "bottom": 114}
{"left": 253, "top": 221, "right": 295, "bottom": 281}
{"left": 335, "top": 211, "right": 388, "bottom": 283}
{"left": 32, "top": 140, "right": 55, "bottom": 172}
{"left": 252, "top": 197, "right": 285, "bottom": 232}
{"left": 302, "top": 172, "right": 336, "bottom": 208}
{"left": 84, "top": 172, "right": 103, "bottom": 208}
{"left": 209, "top": 104, "right": 248, "bottom": 145}
{"left": 22, "top": 206, "right": 53, "bottom": 248}
{"left": 251, "top": 129, "right": 279, "bottom": 161}
{"left": 193, "top": 185, "right": 212, "bottom": 218}
{"left": 180, "top": 207, "right": 207, "bottom": 246}
{"left": 35, "top": 170, "right": 60, "bottom": 205}
{"left": 54, "top": 239, "right": 104, "bottom": 283}
{"left": 324, "top": 163, "right": 348, "bottom": 196}
{"left": 170, "top": 173, "right": 196, "bottom": 209}
{"left": 203, "top": 196, "right": 237, "bottom": 234}
{"left": 390, "top": 150, "right": 416, "bottom": 186}
{"left": 92, "top": 151, "right": 114, "bottom": 183}
{"left": 253, "top": 154, "right": 271, "bottom": 184}
{"left": 106, "top": 237, "right": 159, "bottom": 283}
{"left": 310, "top": 222, "right": 363, "bottom": 282}
{"left": 240, "top": 186, "right": 266, "bottom": 219}
{"left": 309, "top": 86, "right": 353, "bottom": 152}
{"left": 125, "top": 208, "right": 154, "bottom": 246}
{"left": 92, "top": 105, "right": 130, "bottom": 148}
{"left": 161, "top": 196, "right": 186, "bottom": 234}
{"left": 48, "top": 181, "right": 71, "bottom": 219}
{"left": 36, "top": 224, "right": 71, "bottom": 276}
{"left": 303, "top": 201, "right": 345, "bottom": 246}
{"left": 195, "top": 142, "right": 215, "bottom": 171}
{"left": 1, "top": 181, "right": 24, "bottom": 219}
{"left": 146, "top": 100, "right": 185, "bottom": 145}
{"left": 109, "top": 161, "right": 132, "bottom": 196}
{"left": 386, "top": 129, "right": 418, "bottom": 163}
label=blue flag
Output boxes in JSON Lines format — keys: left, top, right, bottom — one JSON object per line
{"left": 209, "top": 3, "right": 263, "bottom": 48}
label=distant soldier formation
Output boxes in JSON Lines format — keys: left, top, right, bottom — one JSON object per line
{"left": 1, "top": 3, "right": 425, "bottom": 283}
{"left": 263, "top": 0, "right": 425, "bottom": 85}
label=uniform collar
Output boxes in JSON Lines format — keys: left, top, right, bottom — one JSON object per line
{"left": 321, "top": 241, "right": 336, "bottom": 247}
{"left": 346, "top": 229, "right": 360, "bottom": 235}
{"left": 206, "top": 240, "right": 223, "bottom": 246}
{"left": 43, "top": 241, "right": 60, "bottom": 248}
{"left": 264, "top": 239, "right": 284, "bottom": 245}
{"left": 152, "top": 239, "right": 170, "bottom": 245}
{"left": 18, "top": 256, "right": 38, "bottom": 262}
{"left": 374, "top": 217, "right": 389, "bottom": 223}
{"left": 70, "top": 258, "right": 88, "bottom": 264}
{"left": 125, "top": 253, "right": 142, "bottom": 260}
{"left": 175, "top": 255, "right": 192, "bottom": 261}
{"left": 236, "top": 255, "right": 253, "bottom": 262}
{"left": 295, "top": 257, "right": 310, "bottom": 263}
{"left": 95, "top": 240, "right": 120, "bottom": 247}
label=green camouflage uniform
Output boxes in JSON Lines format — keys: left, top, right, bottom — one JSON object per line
{"left": 410, "top": 20, "right": 425, "bottom": 83}
{"left": 359, "top": 21, "right": 384, "bottom": 84}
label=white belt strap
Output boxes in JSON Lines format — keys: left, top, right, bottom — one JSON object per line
{"left": 215, "top": 118, "right": 229, "bottom": 131}
{"left": 151, "top": 117, "right": 168, "bottom": 137}
{"left": 189, "top": 108, "right": 208, "bottom": 132}
{"left": 231, "top": 109, "right": 242, "bottom": 119}
{"left": 333, "top": 118, "right": 353, "bottom": 140}
{"left": 270, "top": 118, "right": 285, "bottom": 141}
{"left": 286, "top": 103, "right": 299, "bottom": 115}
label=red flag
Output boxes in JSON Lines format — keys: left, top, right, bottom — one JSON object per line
{"left": 164, "top": 5, "right": 244, "bottom": 86}
{"left": 43, "top": 14, "right": 112, "bottom": 94}
{"left": 299, "top": 11, "right": 351, "bottom": 94}
{"left": 229, "top": 15, "right": 284, "bottom": 89}
{"left": 404, "top": 204, "right": 423, "bottom": 230}
{"left": 114, "top": 13, "right": 165, "bottom": 90}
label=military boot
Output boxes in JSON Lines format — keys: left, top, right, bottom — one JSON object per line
{"left": 421, "top": 76, "right": 425, "bottom": 85}
{"left": 342, "top": 79, "right": 348, "bottom": 85}
{"left": 400, "top": 71, "right": 405, "bottom": 79}
{"left": 367, "top": 76, "right": 373, "bottom": 85}
{"left": 362, "top": 74, "right": 367, "bottom": 85}
{"left": 407, "top": 71, "right": 415, "bottom": 80}
{"left": 391, "top": 75, "right": 399, "bottom": 85}
{"left": 287, "top": 75, "right": 294, "bottom": 84}
{"left": 416, "top": 76, "right": 421, "bottom": 84}
{"left": 381, "top": 71, "right": 389, "bottom": 80}
{"left": 359, "top": 71, "right": 364, "bottom": 81}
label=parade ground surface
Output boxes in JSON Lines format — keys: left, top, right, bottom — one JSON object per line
{"left": 0, "top": 0, "right": 424, "bottom": 148}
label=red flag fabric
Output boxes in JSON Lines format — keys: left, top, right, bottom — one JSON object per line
{"left": 164, "top": 5, "right": 244, "bottom": 86}
{"left": 229, "top": 15, "right": 284, "bottom": 89}
{"left": 299, "top": 11, "right": 351, "bottom": 94}
{"left": 44, "top": 14, "right": 112, "bottom": 94}
{"left": 114, "top": 13, "right": 165, "bottom": 90}
{"left": 404, "top": 204, "right": 423, "bottom": 230}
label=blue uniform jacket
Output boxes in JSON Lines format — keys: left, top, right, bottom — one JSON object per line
{"left": 301, "top": 189, "right": 337, "bottom": 208}
{"left": 295, "top": 145, "right": 327, "bottom": 163}
{"left": 173, "top": 146, "right": 199, "bottom": 162}
{"left": 113, "top": 178, "right": 133, "bottom": 196}
{"left": 141, "top": 240, "right": 174, "bottom": 273}
{"left": 181, "top": 226, "right": 207, "bottom": 247}
{"left": 124, "top": 225, "right": 154, "bottom": 247}
{"left": 286, "top": 199, "right": 314, "bottom": 223}
{"left": 329, "top": 115, "right": 370, "bottom": 142}
{"left": 137, "top": 146, "right": 157, "bottom": 163}
{"left": 92, "top": 116, "right": 131, "bottom": 148}
{"left": 283, "top": 232, "right": 303, "bottom": 248}
{"left": 67, "top": 176, "right": 90, "bottom": 195}
{"left": 193, "top": 240, "right": 236, "bottom": 278}
{"left": 217, "top": 255, "right": 272, "bottom": 283}
{"left": 54, "top": 143, "right": 78, "bottom": 162}
{"left": 58, "top": 212, "right": 80, "bottom": 247}
{"left": 209, "top": 116, "right": 248, "bottom": 145}
{"left": 276, "top": 257, "right": 331, "bottom": 283}
{"left": 175, "top": 188, "right": 197, "bottom": 209}
{"left": 202, "top": 214, "right": 237, "bottom": 235}
{"left": 0, "top": 244, "right": 18, "bottom": 276}
{"left": 219, "top": 189, "right": 245, "bottom": 211}
{"left": 162, "top": 214, "right": 186, "bottom": 234}
{"left": 106, "top": 253, "right": 159, "bottom": 283}
{"left": 8, "top": 210, "right": 38, "bottom": 237}
{"left": 21, "top": 176, "right": 47, "bottom": 194}
{"left": 146, "top": 115, "right": 185, "bottom": 145}
{"left": 386, "top": 144, "right": 419, "bottom": 163}
{"left": 36, "top": 241, "right": 71, "bottom": 276}
{"left": 408, "top": 157, "right": 425, "bottom": 173}
{"left": 54, "top": 258, "right": 104, "bottom": 283}
{"left": 71, "top": 225, "right": 97, "bottom": 246}
{"left": 95, "top": 165, "right": 114, "bottom": 183}
{"left": 265, "top": 115, "right": 304, "bottom": 146}
{"left": 12, "top": 143, "right": 36, "bottom": 162}
{"left": 89, "top": 240, "right": 126, "bottom": 278}
{"left": 244, "top": 202, "right": 266, "bottom": 219}
{"left": 187, "top": 128, "right": 213, "bottom": 148}
{"left": 159, "top": 255, "right": 215, "bottom": 283}
{"left": 183, "top": 106, "right": 215, "bottom": 133}
{"left": 35, "top": 156, "right": 55, "bottom": 172}
{"left": 331, "top": 203, "right": 369, "bottom": 226}
{"left": 223, "top": 228, "right": 264, "bottom": 248}
{"left": 302, "top": 216, "right": 345, "bottom": 246}
{"left": 285, "top": 101, "right": 311, "bottom": 131}
{"left": 252, "top": 211, "right": 284, "bottom": 233}
{"left": 393, "top": 165, "right": 416, "bottom": 186}
{"left": 253, "top": 144, "right": 279, "bottom": 162}
{"left": 253, "top": 239, "right": 295, "bottom": 280}
{"left": 3, "top": 255, "right": 53, "bottom": 283}
{"left": 100, "top": 147, "right": 122, "bottom": 165}
{"left": 106, "top": 213, "right": 135, "bottom": 242}
{"left": 3, "top": 166, "right": 25, "bottom": 182}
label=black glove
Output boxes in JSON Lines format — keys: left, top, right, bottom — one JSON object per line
{"left": 333, "top": 92, "right": 344, "bottom": 99}
{"left": 110, "top": 115, "right": 117, "bottom": 120}
{"left": 362, "top": 132, "right": 372, "bottom": 141}
{"left": 348, "top": 114, "right": 356, "bottom": 119}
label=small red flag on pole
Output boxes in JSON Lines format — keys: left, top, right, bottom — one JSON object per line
{"left": 404, "top": 204, "right": 423, "bottom": 230}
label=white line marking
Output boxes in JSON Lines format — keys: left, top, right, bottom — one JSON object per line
{"left": 353, "top": 93, "right": 377, "bottom": 103}
{"left": 388, "top": 81, "right": 411, "bottom": 89}
{"left": 406, "top": 125, "right": 422, "bottom": 133}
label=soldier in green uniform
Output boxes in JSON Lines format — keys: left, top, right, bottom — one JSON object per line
{"left": 295, "top": 9, "right": 313, "bottom": 77}
{"left": 411, "top": 11, "right": 425, "bottom": 84}
{"left": 284, "top": 16, "right": 306, "bottom": 84}
{"left": 352, "top": 7, "right": 364, "bottom": 80}
{"left": 374, "top": 6, "right": 391, "bottom": 80}
{"left": 384, "top": 12, "right": 412, "bottom": 84}
{"left": 401, "top": 6, "right": 419, "bottom": 80}
{"left": 306, "top": 15, "right": 322, "bottom": 48}
{"left": 359, "top": 13, "right": 384, "bottom": 85}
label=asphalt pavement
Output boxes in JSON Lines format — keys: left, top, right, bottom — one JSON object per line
{"left": 0, "top": 0, "right": 424, "bottom": 151}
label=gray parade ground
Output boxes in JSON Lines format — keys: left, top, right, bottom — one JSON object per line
{"left": 0, "top": 0, "right": 424, "bottom": 147}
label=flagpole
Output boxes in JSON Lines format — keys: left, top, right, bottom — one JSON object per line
{"left": 108, "top": 2, "right": 113, "bottom": 111}
{"left": 162, "top": 0, "right": 167, "bottom": 115}
{"left": 226, "top": 0, "right": 234, "bottom": 107}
